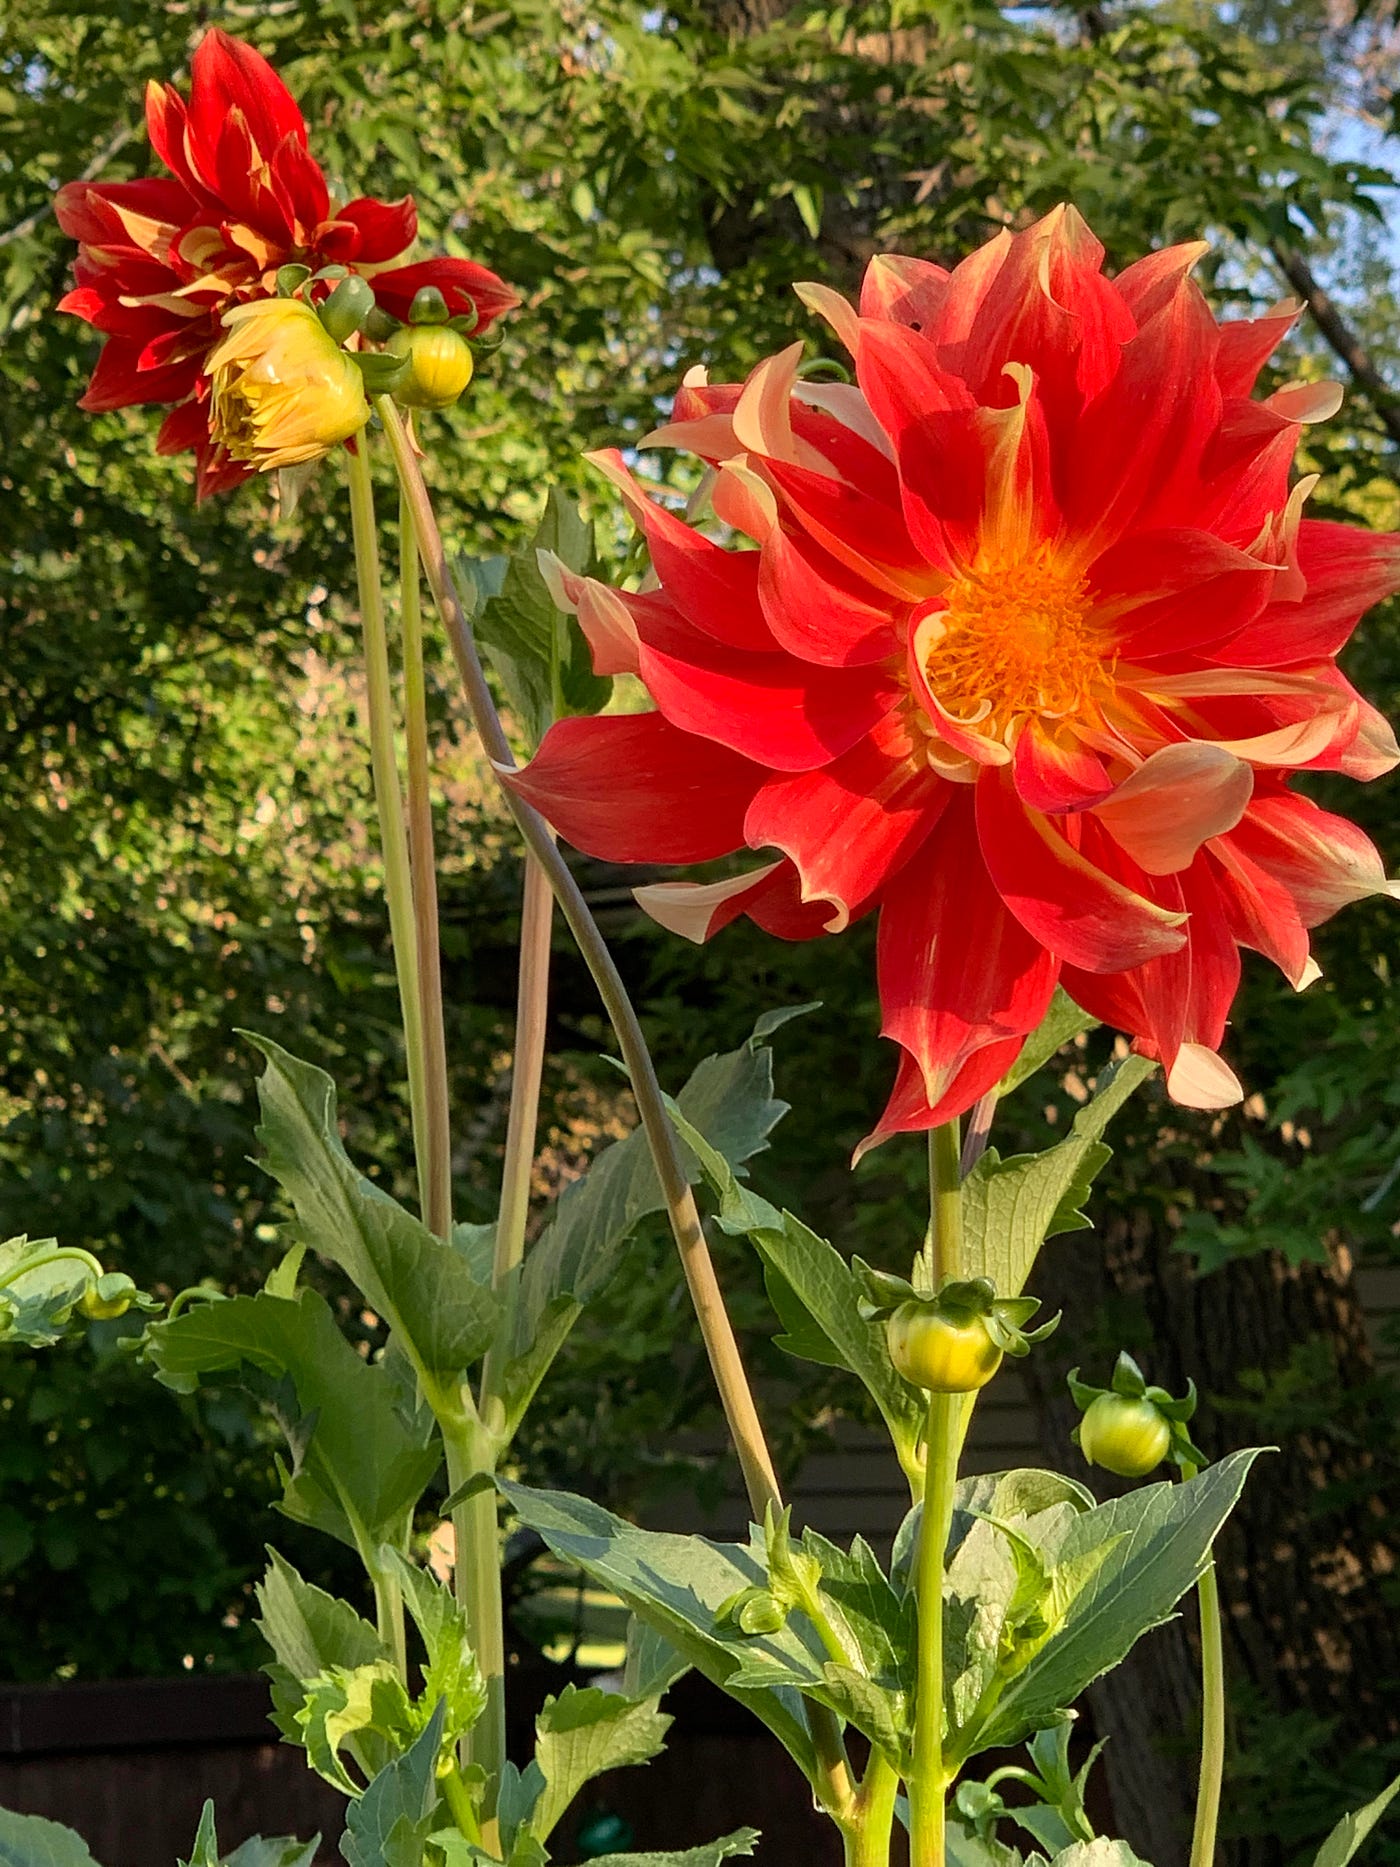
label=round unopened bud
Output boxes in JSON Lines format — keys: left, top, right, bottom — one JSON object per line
{"left": 319, "top": 274, "right": 376, "bottom": 344}
{"left": 1078, "top": 1393, "right": 1172, "bottom": 1477}
{"left": 887, "top": 1302, "right": 1003, "bottom": 1394}
{"left": 736, "top": 1590, "right": 786, "bottom": 1636}
{"left": 78, "top": 1274, "right": 136, "bottom": 1321}
{"left": 387, "top": 325, "right": 475, "bottom": 411}
{"left": 408, "top": 285, "right": 450, "bottom": 325}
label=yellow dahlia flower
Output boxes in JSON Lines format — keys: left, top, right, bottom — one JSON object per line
{"left": 208, "top": 297, "right": 369, "bottom": 471}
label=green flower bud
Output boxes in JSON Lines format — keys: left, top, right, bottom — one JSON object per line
{"left": 736, "top": 1590, "right": 787, "bottom": 1636}
{"left": 387, "top": 325, "right": 475, "bottom": 411}
{"left": 1078, "top": 1392, "right": 1172, "bottom": 1477}
{"left": 78, "top": 1272, "right": 137, "bottom": 1321}
{"left": 887, "top": 1302, "right": 1003, "bottom": 1394}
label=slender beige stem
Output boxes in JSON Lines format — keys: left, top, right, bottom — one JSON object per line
{"left": 344, "top": 441, "right": 431, "bottom": 1221}
{"left": 378, "top": 397, "right": 780, "bottom": 1513}
{"left": 399, "top": 485, "right": 454, "bottom": 1239}
{"left": 479, "top": 848, "right": 554, "bottom": 1423}
{"left": 378, "top": 399, "right": 857, "bottom": 1817}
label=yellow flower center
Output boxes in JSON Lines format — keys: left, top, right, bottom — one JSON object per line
{"left": 919, "top": 546, "right": 1109, "bottom": 741}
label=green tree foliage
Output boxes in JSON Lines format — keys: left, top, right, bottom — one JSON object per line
{"left": 2, "top": 16, "right": 1400, "bottom": 1845}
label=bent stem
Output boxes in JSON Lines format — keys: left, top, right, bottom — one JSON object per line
{"left": 344, "top": 441, "right": 431, "bottom": 1222}
{"left": 1184, "top": 1461, "right": 1226, "bottom": 1867}
{"left": 379, "top": 397, "right": 856, "bottom": 1820}
{"left": 398, "top": 483, "right": 454, "bottom": 1239}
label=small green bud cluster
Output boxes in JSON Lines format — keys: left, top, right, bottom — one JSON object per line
{"left": 1068, "top": 1352, "right": 1205, "bottom": 1478}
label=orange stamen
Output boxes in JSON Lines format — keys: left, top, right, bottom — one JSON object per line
{"left": 921, "top": 544, "right": 1113, "bottom": 740}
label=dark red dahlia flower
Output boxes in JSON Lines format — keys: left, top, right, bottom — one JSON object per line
{"left": 509, "top": 207, "right": 1400, "bottom": 1153}
{"left": 56, "top": 28, "right": 516, "bottom": 499}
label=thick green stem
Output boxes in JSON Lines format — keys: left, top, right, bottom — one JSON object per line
{"left": 910, "top": 1118, "right": 967, "bottom": 1865}
{"left": 372, "top": 1562, "right": 409, "bottom": 1682}
{"left": 444, "top": 1414, "right": 506, "bottom": 1854}
{"left": 479, "top": 850, "right": 553, "bottom": 1426}
{"left": 379, "top": 400, "right": 856, "bottom": 1820}
{"left": 344, "top": 442, "right": 432, "bottom": 1222}
{"left": 843, "top": 1751, "right": 900, "bottom": 1867}
{"left": 1185, "top": 1462, "right": 1226, "bottom": 1867}
{"left": 398, "top": 485, "right": 454, "bottom": 1240}
{"left": 910, "top": 1390, "right": 960, "bottom": 1866}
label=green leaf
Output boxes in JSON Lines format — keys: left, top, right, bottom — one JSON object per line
{"left": 384, "top": 1551, "right": 488, "bottom": 1747}
{"left": 665, "top": 1104, "right": 925, "bottom": 1489}
{"left": 1048, "top": 1844, "right": 1151, "bottom": 1867}
{"left": 963, "top": 1449, "right": 1264, "bottom": 1758}
{"left": 146, "top": 1288, "right": 440, "bottom": 1552}
{"left": 501, "top": 1480, "right": 819, "bottom": 1781}
{"left": 340, "top": 1700, "right": 446, "bottom": 1867}
{"left": 494, "top": 1014, "right": 802, "bottom": 1442}
{"left": 222, "top": 1838, "right": 320, "bottom": 1867}
{"left": 247, "top": 1037, "right": 500, "bottom": 1395}
{"left": 948, "top": 1822, "right": 1025, "bottom": 1867}
{"left": 0, "top": 1811, "right": 103, "bottom": 1867}
{"left": 530, "top": 1684, "right": 671, "bottom": 1842}
{"left": 181, "top": 1805, "right": 218, "bottom": 1867}
{"left": 624, "top": 1619, "right": 691, "bottom": 1700}
{"left": 579, "top": 1832, "right": 760, "bottom": 1867}
{"left": 962, "top": 1057, "right": 1156, "bottom": 1299}
{"left": 466, "top": 487, "right": 607, "bottom": 747}
{"left": 1312, "top": 1776, "right": 1400, "bottom": 1867}
{"left": 0, "top": 1237, "right": 92, "bottom": 1347}
{"left": 998, "top": 990, "right": 1101, "bottom": 1096}
{"left": 255, "top": 1549, "right": 387, "bottom": 1742}
{"left": 298, "top": 1660, "right": 416, "bottom": 1795}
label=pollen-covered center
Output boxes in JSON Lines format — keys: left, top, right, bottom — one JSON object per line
{"left": 920, "top": 547, "right": 1107, "bottom": 739}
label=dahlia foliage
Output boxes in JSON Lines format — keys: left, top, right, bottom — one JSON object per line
{"left": 56, "top": 28, "right": 515, "bottom": 497}
{"left": 511, "top": 208, "right": 1400, "bottom": 1150}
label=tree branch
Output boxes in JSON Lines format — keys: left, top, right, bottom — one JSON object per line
{"left": 0, "top": 120, "right": 138, "bottom": 252}
{"left": 1272, "top": 240, "right": 1400, "bottom": 448}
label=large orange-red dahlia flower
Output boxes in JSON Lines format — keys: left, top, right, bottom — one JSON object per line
{"left": 508, "top": 207, "right": 1400, "bottom": 1153}
{"left": 56, "top": 28, "right": 516, "bottom": 499}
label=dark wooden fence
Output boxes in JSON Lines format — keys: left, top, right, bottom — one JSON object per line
{"left": 0, "top": 1667, "right": 845, "bottom": 1867}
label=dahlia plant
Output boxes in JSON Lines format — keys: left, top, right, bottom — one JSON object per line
{"left": 8, "top": 25, "right": 1399, "bottom": 1867}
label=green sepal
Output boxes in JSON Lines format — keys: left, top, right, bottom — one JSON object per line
{"left": 319, "top": 274, "right": 376, "bottom": 343}
{"left": 276, "top": 263, "right": 312, "bottom": 295}
{"left": 354, "top": 351, "right": 410, "bottom": 392}
{"left": 852, "top": 1261, "right": 920, "bottom": 1321}
{"left": 409, "top": 285, "right": 450, "bottom": 324}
